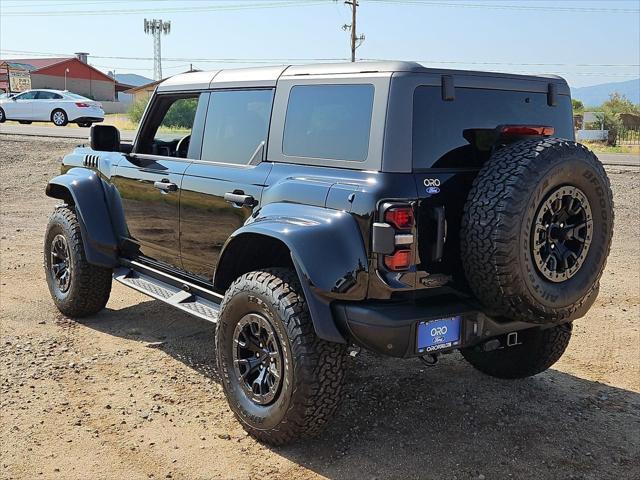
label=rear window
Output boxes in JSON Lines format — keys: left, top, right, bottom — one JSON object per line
{"left": 412, "top": 86, "right": 573, "bottom": 169}
{"left": 65, "top": 93, "right": 90, "bottom": 100}
{"left": 283, "top": 84, "right": 374, "bottom": 162}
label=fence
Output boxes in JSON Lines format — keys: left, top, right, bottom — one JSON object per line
{"left": 618, "top": 127, "right": 640, "bottom": 145}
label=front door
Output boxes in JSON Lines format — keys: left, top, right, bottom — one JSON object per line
{"left": 179, "top": 88, "right": 274, "bottom": 280}
{"left": 5, "top": 90, "right": 36, "bottom": 119}
{"left": 112, "top": 156, "right": 188, "bottom": 267}
{"left": 112, "top": 92, "right": 207, "bottom": 269}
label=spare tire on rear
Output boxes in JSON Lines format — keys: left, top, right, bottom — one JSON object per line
{"left": 461, "top": 138, "right": 613, "bottom": 324}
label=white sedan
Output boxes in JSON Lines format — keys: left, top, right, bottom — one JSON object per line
{"left": 0, "top": 89, "right": 104, "bottom": 127}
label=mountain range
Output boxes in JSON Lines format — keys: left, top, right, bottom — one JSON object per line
{"left": 571, "top": 78, "right": 639, "bottom": 107}
{"left": 114, "top": 73, "right": 154, "bottom": 87}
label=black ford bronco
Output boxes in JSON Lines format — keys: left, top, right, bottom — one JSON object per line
{"left": 44, "top": 62, "right": 613, "bottom": 444}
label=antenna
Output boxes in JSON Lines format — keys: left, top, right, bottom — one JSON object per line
{"left": 144, "top": 18, "right": 171, "bottom": 80}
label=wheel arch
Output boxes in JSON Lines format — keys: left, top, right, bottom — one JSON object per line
{"left": 46, "top": 168, "right": 119, "bottom": 267}
{"left": 214, "top": 204, "right": 370, "bottom": 343}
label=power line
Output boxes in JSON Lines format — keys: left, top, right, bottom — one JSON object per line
{"left": 1, "top": 1, "right": 326, "bottom": 16}
{"left": 2, "top": 49, "right": 638, "bottom": 69}
{"left": 367, "top": 0, "right": 640, "bottom": 14}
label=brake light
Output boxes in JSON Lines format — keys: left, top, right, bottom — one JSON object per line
{"left": 500, "top": 125, "right": 555, "bottom": 137}
{"left": 384, "top": 249, "right": 412, "bottom": 271}
{"left": 75, "top": 102, "right": 90, "bottom": 108}
{"left": 384, "top": 207, "right": 414, "bottom": 230}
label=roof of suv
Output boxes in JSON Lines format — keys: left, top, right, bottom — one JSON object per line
{"left": 157, "top": 61, "right": 565, "bottom": 92}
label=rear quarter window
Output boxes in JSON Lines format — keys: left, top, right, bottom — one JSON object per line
{"left": 412, "top": 86, "right": 573, "bottom": 169}
{"left": 283, "top": 84, "right": 374, "bottom": 161}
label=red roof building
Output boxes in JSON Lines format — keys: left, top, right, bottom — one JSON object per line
{"left": 0, "top": 54, "right": 118, "bottom": 101}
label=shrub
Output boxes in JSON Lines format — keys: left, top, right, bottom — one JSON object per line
{"left": 595, "top": 93, "right": 640, "bottom": 145}
{"left": 128, "top": 96, "right": 150, "bottom": 125}
{"left": 161, "top": 98, "right": 198, "bottom": 129}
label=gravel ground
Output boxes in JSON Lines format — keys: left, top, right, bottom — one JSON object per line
{"left": 1, "top": 135, "right": 639, "bottom": 480}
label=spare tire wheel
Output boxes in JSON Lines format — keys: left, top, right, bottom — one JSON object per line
{"left": 461, "top": 138, "right": 614, "bottom": 324}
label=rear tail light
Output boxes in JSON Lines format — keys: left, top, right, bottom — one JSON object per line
{"left": 384, "top": 206, "right": 414, "bottom": 230}
{"left": 377, "top": 203, "right": 416, "bottom": 271}
{"left": 384, "top": 249, "right": 412, "bottom": 271}
{"left": 499, "top": 125, "right": 555, "bottom": 137}
{"left": 75, "top": 102, "right": 90, "bottom": 108}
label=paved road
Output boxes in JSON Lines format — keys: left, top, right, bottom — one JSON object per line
{"left": 596, "top": 152, "right": 640, "bottom": 167}
{"left": 1, "top": 122, "right": 638, "bottom": 166}
{"left": 0, "top": 123, "right": 136, "bottom": 141}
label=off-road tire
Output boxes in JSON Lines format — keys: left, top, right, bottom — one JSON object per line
{"left": 51, "top": 109, "right": 68, "bottom": 126}
{"left": 216, "top": 268, "right": 347, "bottom": 445}
{"left": 44, "top": 205, "right": 112, "bottom": 317}
{"left": 461, "top": 323, "right": 572, "bottom": 379}
{"left": 461, "top": 138, "right": 614, "bottom": 324}
{"left": 0, "top": 107, "right": 5, "bottom": 123}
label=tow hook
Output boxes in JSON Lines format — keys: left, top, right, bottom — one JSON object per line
{"left": 506, "top": 331, "right": 521, "bottom": 347}
{"left": 419, "top": 353, "right": 439, "bottom": 367}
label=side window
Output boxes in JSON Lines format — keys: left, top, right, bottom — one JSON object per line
{"left": 137, "top": 93, "right": 201, "bottom": 158}
{"left": 200, "top": 89, "right": 273, "bottom": 165}
{"left": 36, "top": 91, "right": 59, "bottom": 100}
{"left": 283, "top": 84, "right": 374, "bottom": 161}
{"left": 16, "top": 91, "right": 38, "bottom": 100}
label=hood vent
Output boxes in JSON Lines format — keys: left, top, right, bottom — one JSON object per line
{"left": 83, "top": 154, "right": 99, "bottom": 169}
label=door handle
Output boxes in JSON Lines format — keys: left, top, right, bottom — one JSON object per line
{"left": 153, "top": 180, "right": 178, "bottom": 192}
{"left": 224, "top": 192, "right": 257, "bottom": 208}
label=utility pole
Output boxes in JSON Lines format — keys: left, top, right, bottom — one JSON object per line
{"left": 144, "top": 18, "right": 171, "bottom": 80}
{"left": 343, "top": 0, "right": 364, "bottom": 62}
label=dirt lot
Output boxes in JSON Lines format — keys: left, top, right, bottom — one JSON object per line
{"left": 1, "top": 135, "right": 639, "bottom": 480}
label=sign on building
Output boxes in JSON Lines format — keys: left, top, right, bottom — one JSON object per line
{"left": 9, "top": 69, "right": 31, "bottom": 92}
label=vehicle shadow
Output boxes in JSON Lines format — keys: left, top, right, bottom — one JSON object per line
{"left": 82, "top": 301, "right": 640, "bottom": 480}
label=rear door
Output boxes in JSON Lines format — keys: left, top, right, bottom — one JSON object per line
{"left": 179, "top": 89, "right": 274, "bottom": 279}
{"left": 34, "top": 91, "right": 63, "bottom": 121}
{"left": 112, "top": 92, "right": 207, "bottom": 269}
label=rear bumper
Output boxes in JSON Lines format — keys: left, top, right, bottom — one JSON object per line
{"left": 332, "top": 297, "right": 536, "bottom": 358}
{"left": 72, "top": 116, "right": 104, "bottom": 123}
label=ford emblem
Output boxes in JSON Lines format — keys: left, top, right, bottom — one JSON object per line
{"left": 426, "top": 186, "right": 440, "bottom": 194}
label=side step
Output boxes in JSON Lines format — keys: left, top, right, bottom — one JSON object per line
{"left": 113, "top": 261, "right": 222, "bottom": 323}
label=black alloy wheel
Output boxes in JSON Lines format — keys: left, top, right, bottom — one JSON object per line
{"left": 532, "top": 185, "right": 593, "bottom": 283}
{"left": 50, "top": 233, "right": 72, "bottom": 293}
{"left": 232, "top": 313, "right": 283, "bottom": 405}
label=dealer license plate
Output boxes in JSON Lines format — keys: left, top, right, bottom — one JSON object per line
{"left": 417, "top": 316, "right": 461, "bottom": 353}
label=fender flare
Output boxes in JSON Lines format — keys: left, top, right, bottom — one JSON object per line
{"left": 45, "top": 167, "right": 119, "bottom": 267}
{"left": 215, "top": 203, "right": 369, "bottom": 343}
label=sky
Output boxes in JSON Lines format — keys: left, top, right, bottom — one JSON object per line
{"left": 1, "top": 0, "right": 639, "bottom": 88}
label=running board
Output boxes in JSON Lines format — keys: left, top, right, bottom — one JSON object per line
{"left": 113, "top": 261, "right": 222, "bottom": 323}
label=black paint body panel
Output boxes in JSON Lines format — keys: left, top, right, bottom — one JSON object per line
{"left": 46, "top": 64, "right": 576, "bottom": 350}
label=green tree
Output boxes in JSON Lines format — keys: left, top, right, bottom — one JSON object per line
{"left": 161, "top": 98, "right": 198, "bottom": 129}
{"left": 572, "top": 98, "right": 584, "bottom": 113}
{"left": 594, "top": 93, "right": 640, "bottom": 145}
{"left": 127, "top": 96, "right": 150, "bottom": 124}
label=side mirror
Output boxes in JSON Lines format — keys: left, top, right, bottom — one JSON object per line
{"left": 90, "top": 125, "right": 121, "bottom": 152}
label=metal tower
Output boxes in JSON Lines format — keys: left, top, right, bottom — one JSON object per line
{"left": 144, "top": 18, "right": 171, "bottom": 80}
